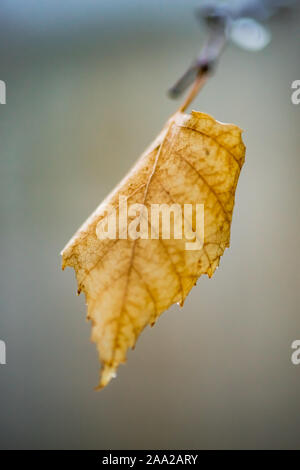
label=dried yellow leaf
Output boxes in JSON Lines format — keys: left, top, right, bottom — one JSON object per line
{"left": 61, "top": 110, "right": 245, "bottom": 389}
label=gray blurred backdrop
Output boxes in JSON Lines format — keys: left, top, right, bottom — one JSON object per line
{"left": 0, "top": 0, "right": 299, "bottom": 449}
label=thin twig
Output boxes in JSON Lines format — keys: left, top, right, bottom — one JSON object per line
{"left": 177, "top": 70, "right": 209, "bottom": 113}
{"left": 169, "top": 10, "right": 228, "bottom": 112}
{"left": 169, "top": 0, "right": 296, "bottom": 112}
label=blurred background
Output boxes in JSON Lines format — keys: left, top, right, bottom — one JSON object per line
{"left": 0, "top": 0, "right": 299, "bottom": 450}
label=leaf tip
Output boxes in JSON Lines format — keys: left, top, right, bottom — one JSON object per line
{"left": 96, "top": 363, "right": 117, "bottom": 390}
